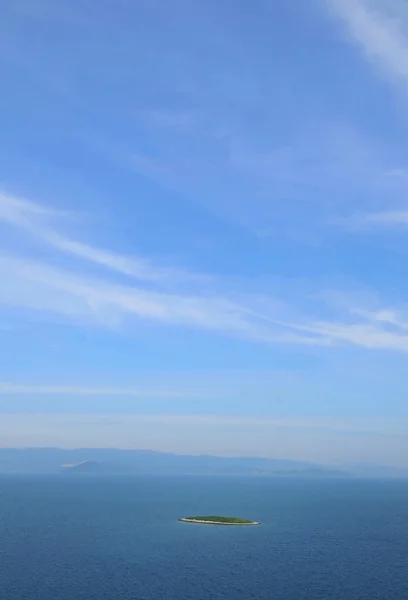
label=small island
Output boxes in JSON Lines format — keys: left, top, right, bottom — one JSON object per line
{"left": 178, "top": 516, "right": 260, "bottom": 525}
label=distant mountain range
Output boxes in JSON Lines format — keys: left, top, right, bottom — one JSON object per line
{"left": 0, "top": 448, "right": 352, "bottom": 477}
{"left": 1, "top": 448, "right": 405, "bottom": 477}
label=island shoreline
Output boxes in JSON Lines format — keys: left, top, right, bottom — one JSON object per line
{"left": 178, "top": 518, "right": 261, "bottom": 526}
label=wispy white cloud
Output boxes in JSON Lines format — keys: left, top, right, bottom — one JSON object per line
{"left": 123, "top": 102, "right": 407, "bottom": 236}
{"left": 328, "top": 0, "right": 408, "bottom": 84}
{"left": 0, "top": 255, "right": 325, "bottom": 345}
{"left": 0, "top": 193, "right": 202, "bottom": 282}
{"left": 326, "top": 1, "right": 408, "bottom": 226}
{"left": 0, "top": 411, "right": 405, "bottom": 433}
{"left": 383, "top": 168, "right": 408, "bottom": 179}
{"left": 351, "top": 307, "right": 408, "bottom": 330}
{"left": 0, "top": 193, "right": 327, "bottom": 346}
{"left": 1, "top": 194, "right": 313, "bottom": 344}
{"left": 226, "top": 123, "right": 408, "bottom": 232}
{"left": 3, "top": 194, "right": 408, "bottom": 352}
{"left": 0, "top": 383, "right": 205, "bottom": 398}
{"left": 0, "top": 193, "right": 62, "bottom": 225}
{"left": 2, "top": 252, "right": 408, "bottom": 352}
{"left": 276, "top": 311, "right": 408, "bottom": 352}
{"left": 362, "top": 210, "right": 408, "bottom": 225}
{"left": 341, "top": 208, "right": 408, "bottom": 230}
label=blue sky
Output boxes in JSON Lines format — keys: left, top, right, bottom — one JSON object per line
{"left": 2, "top": 0, "right": 408, "bottom": 465}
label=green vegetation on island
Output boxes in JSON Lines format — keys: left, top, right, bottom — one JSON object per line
{"left": 179, "top": 516, "right": 260, "bottom": 525}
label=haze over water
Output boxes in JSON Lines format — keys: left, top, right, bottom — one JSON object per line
{"left": 1, "top": 475, "right": 407, "bottom": 600}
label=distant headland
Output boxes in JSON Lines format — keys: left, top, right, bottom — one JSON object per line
{"left": 178, "top": 516, "right": 260, "bottom": 525}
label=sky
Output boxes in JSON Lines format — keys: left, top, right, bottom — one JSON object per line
{"left": 2, "top": 0, "right": 408, "bottom": 466}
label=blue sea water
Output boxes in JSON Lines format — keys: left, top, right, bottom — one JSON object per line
{"left": 0, "top": 476, "right": 408, "bottom": 599}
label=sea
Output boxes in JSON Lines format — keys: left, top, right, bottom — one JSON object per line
{"left": 0, "top": 475, "right": 407, "bottom": 600}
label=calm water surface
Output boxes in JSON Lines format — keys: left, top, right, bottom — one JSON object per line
{"left": 0, "top": 475, "right": 407, "bottom": 599}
